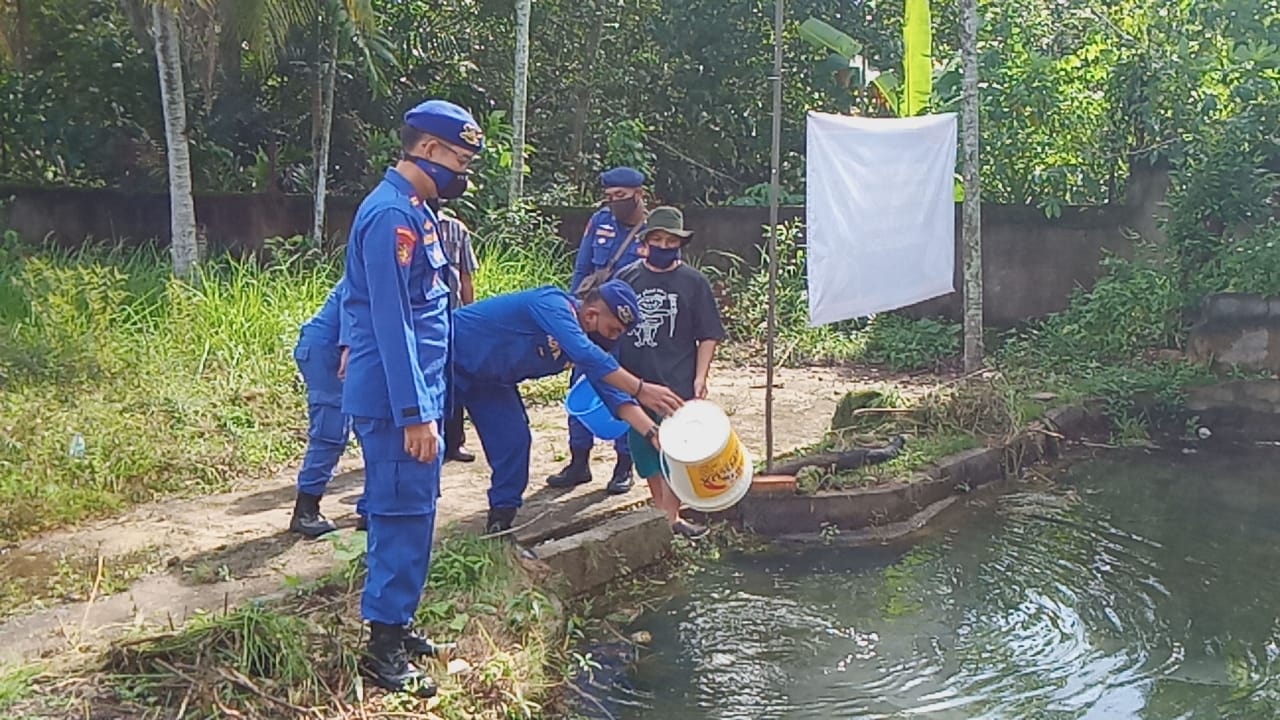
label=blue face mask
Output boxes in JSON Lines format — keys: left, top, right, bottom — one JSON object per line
{"left": 646, "top": 245, "right": 682, "bottom": 269}
{"left": 412, "top": 157, "right": 469, "bottom": 199}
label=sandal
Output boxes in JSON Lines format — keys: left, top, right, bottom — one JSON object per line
{"left": 672, "top": 519, "right": 709, "bottom": 540}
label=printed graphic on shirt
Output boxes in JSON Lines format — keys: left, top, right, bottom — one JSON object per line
{"left": 631, "top": 288, "right": 679, "bottom": 348}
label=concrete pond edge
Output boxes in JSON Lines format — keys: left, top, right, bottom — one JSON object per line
{"left": 533, "top": 402, "right": 1112, "bottom": 595}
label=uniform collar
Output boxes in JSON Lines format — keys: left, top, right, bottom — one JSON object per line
{"left": 384, "top": 168, "right": 424, "bottom": 207}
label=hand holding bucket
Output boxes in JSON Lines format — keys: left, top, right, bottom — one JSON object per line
{"left": 658, "top": 400, "right": 753, "bottom": 513}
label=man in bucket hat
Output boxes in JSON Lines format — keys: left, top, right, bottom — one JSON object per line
{"left": 615, "top": 207, "right": 726, "bottom": 539}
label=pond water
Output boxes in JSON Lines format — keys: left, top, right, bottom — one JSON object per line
{"left": 589, "top": 447, "right": 1280, "bottom": 719}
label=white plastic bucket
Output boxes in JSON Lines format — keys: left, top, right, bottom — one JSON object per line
{"left": 659, "top": 400, "right": 753, "bottom": 513}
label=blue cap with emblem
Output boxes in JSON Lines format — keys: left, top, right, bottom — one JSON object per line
{"left": 404, "top": 100, "right": 485, "bottom": 153}
{"left": 597, "top": 279, "right": 642, "bottom": 330}
{"left": 600, "top": 166, "right": 645, "bottom": 189}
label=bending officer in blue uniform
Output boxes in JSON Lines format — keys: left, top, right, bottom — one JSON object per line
{"left": 341, "top": 99, "right": 483, "bottom": 697}
{"left": 547, "top": 167, "right": 650, "bottom": 494}
{"left": 453, "top": 280, "right": 684, "bottom": 544}
{"left": 288, "top": 279, "right": 354, "bottom": 537}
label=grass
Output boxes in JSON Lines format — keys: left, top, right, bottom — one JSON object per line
{"left": 0, "top": 664, "right": 42, "bottom": 714}
{"left": 0, "top": 527, "right": 569, "bottom": 719}
{"left": 0, "top": 226, "right": 577, "bottom": 542}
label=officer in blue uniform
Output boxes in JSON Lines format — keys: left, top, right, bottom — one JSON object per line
{"left": 453, "top": 280, "right": 684, "bottom": 539}
{"left": 288, "top": 279, "right": 353, "bottom": 537}
{"left": 341, "top": 98, "right": 483, "bottom": 697}
{"left": 547, "top": 167, "right": 651, "bottom": 494}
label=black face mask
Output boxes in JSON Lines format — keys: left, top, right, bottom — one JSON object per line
{"left": 608, "top": 196, "right": 638, "bottom": 220}
{"left": 588, "top": 330, "right": 617, "bottom": 351}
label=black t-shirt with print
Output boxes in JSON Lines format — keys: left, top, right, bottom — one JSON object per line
{"left": 615, "top": 260, "right": 726, "bottom": 401}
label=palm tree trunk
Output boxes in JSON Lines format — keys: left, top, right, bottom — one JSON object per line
{"left": 509, "top": 0, "right": 531, "bottom": 204}
{"left": 312, "top": 21, "right": 339, "bottom": 245}
{"left": 152, "top": 0, "right": 199, "bottom": 279}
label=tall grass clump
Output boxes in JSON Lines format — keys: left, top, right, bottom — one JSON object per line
{"left": 34, "top": 529, "right": 568, "bottom": 719}
{"left": 0, "top": 230, "right": 338, "bottom": 539}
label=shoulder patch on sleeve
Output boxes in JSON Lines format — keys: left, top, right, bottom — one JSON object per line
{"left": 395, "top": 226, "right": 416, "bottom": 266}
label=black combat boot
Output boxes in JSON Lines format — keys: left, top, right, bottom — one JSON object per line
{"left": 486, "top": 507, "right": 537, "bottom": 560}
{"left": 402, "top": 626, "right": 455, "bottom": 658}
{"left": 363, "top": 622, "right": 436, "bottom": 697}
{"left": 546, "top": 447, "right": 593, "bottom": 488}
{"left": 605, "top": 454, "right": 634, "bottom": 495}
{"left": 288, "top": 492, "right": 337, "bottom": 538}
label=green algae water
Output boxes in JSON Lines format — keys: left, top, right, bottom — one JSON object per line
{"left": 599, "top": 448, "right": 1280, "bottom": 719}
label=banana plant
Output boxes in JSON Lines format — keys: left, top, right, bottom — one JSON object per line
{"left": 800, "top": 5, "right": 965, "bottom": 199}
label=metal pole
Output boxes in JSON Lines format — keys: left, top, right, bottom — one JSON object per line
{"left": 765, "top": 0, "right": 783, "bottom": 471}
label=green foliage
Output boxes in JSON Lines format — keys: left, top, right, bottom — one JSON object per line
{"left": 603, "top": 120, "right": 657, "bottom": 182}
{"left": 0, "top": 664, "right": 42, "bottom": 713}
{"left": 707, "top": 221, "right": 863, "bottom": 366}
{"left": 861, "top": 314, "right": 961, "bottom": 372}
{"left": 1002, "top": 253, "right": 1184, "bottom": 367}
{"left": 1197, "top": 220, "right": 1280, "bottom": 297}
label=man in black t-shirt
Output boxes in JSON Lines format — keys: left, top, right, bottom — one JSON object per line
{"left": 616, "top": 206, "right": 726, "bottom": 539}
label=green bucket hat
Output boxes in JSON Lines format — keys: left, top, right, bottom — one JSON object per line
{"left": 642, "top": 206, "right": 694, "bottom": 242}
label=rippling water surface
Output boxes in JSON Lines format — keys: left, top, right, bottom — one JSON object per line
{"left": 596, "top": 448, "right": 1280, "bottom": 720}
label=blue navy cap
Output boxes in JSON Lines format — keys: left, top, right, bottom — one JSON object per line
{"left": 597, "top": 279, "right": 642, "bottom": 330}
{"left": 404, "top": 100, "right": 485, "bottom": 153}
{"left": 600, "top": 166, "right": 645, "bottom": 189}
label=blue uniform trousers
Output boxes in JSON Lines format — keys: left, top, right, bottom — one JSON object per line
{"left": 294, "top": 340, "right": 353, "bottom": 497}
{"left": 567, "top": 366, "right": 630, "bottom": 456}
{"left": 354, "top": 418, "right": 441, "bottom": 626}
{"left": 461, "top": 382, "right": 532, "bottom": 510}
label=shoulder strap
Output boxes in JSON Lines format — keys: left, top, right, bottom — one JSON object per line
{"left": 602, "top": 219, "right": 646, "bottom": 275}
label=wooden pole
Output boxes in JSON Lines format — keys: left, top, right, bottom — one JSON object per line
{"left": 765, "top": 0, "right": 784, "bottom": 471}
{"left": 509, "top": 0, "right": 531, "bottom": 204}
{"left": 961, "top": 0, "right": 983, "bottom": 371}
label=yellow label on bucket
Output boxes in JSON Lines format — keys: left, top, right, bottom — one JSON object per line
{"left": 686, "top": 431, "right": 747, "bottom": 499}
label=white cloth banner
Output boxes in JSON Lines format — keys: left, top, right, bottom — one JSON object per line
{"left": 805, "top": 111, "right": 957, "bottom": 326}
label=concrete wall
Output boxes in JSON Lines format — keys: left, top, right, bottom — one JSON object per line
{"left": 1188, "top": 293, "right": 1280, "bottom": 374}
{"left": 0, "top": 179, "right": 1166, "bottom": 326}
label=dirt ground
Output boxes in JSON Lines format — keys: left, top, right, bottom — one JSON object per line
{"left": 0, "top": 364, "right": 945, "bottom": 668}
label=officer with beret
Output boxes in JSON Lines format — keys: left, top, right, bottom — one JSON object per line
{"left": 340, "top": 98, "right": 483, "bottom": 696}
{"left": 548, "top": 166, "right": 650, "bottom": 495}
{"left": 452, "top": 280, "right": 684, "bottom": 547}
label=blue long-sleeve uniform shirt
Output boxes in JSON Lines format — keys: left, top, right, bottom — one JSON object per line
{"left": 300, "top": 278, "right": 347, "bottom": 347}
{"left": 568, "top": 207, "right": 647, "bottom": 293}
{"left": 453, "top": 286, "right": 637, "bottom": 414}
{"left": 340, "top": 169, "right": 451, "bottom": 427}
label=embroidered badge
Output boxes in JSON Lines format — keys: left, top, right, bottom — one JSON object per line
{"left": 395, "top": 227, "right": 416, "bottom": 266}
{"left": 459, "top": 123, "right": 484, "bottom": 147}
{"left": 546, "top": 335, "right": 562, "bottom": 360}
{"left": 409, "top": 196, "right": 421, "bottom": 207}
{"left": 616, "top": 305, "right": 635, "bottom": 325}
